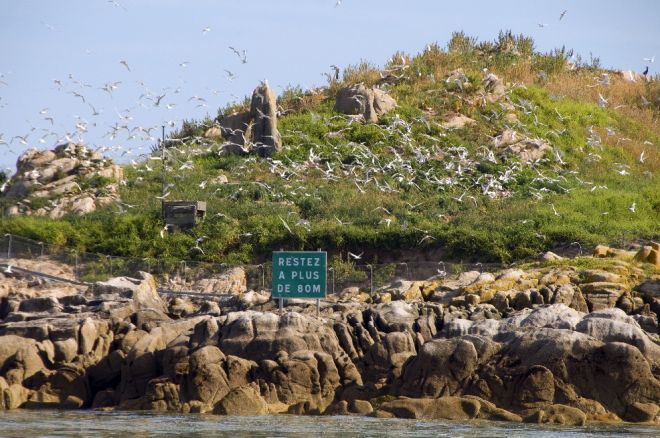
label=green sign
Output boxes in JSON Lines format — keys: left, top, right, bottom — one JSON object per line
{"left": 272, "top": 251, "right": 327, "bottom": 299}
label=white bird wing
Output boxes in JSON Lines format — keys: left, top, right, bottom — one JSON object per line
{"left": 278, "top": 215, "right": 293, "bottom": 234}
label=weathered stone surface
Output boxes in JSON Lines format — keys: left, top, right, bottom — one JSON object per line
{"left": 1, "top": 259, "right": 659, "bottom": 423}
{"left": 18, "top": 297, "right": 62, "bottom": 313}
{"left": 482, "top": 71, "right": 506, "bottom": 101}
{"left": 3, "top": 143, "right": 121, "bottom": 217}
{"left": 204, "top": 126, "right": 223, "bottom": 140}
{"left": 524, "top": 404, "right": 586, "bottom": 426}
{"left": 491, "top": 129, "right": 552, "bottom": 163}
{"left": 219, "top": 143, "right": 249, "bottom": 156}
{"left": 216, "top": 111, "right": 251, "bottom": 145}
{"left": 624, "top": 401, "right": 659, "bottom": 423}
{"left": 213, "top": 385, "right": 267, "bottom": 415}
{"left": 441, "top": 114, "right": 475, "bottom": 130}
{"left": 380, "top": 396, "right": 481, "bottom": 420}
{"left": 349, "top": 399, "right": 373, "bottom": 415}
{"left": 334, "top": 84, "right": 396, "bottom": 123}
{"left": 194, "top": 267, "right": 246, "bottom": 295}
{"left": 581, "top": 282, "right": 629, "bottom": 310}
{"left": 250, "top": 81, "right": 282, "bottom": 156}
{"left": 71, "top": 197, "right": 96, "bottom": 215}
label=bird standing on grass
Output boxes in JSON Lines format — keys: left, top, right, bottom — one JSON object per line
{"left": 160, "top": 224, "right": 172, "bottom": 239}
{"left": 191, "top": 236, "right": 207, "bottom": 254}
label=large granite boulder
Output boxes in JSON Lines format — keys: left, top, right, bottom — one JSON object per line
{"left": 213, "top": 385, "right": 267, "bottom": 415}
{"left": 491, "top": 129, "right": 552, "bottom": 163}
{"left": 216, "top": 111, "right": 252, "bottom": 146}
{"left": 250, "top": 81, "right": 282, "bottom": 157}
{"left": 333, "top": 84, "right": 396, "bottom": 123}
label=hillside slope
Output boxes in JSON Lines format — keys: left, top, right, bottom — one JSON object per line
{"left": 1, "top": 31, "right": 658, "bottom": 265}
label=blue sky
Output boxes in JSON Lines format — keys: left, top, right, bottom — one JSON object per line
{"left": 0, "top": 0, "right": 658, "bottom": 171}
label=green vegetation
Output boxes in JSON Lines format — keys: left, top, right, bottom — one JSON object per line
{"left": 1, "top": 31, "right": 658, "bottom": 265}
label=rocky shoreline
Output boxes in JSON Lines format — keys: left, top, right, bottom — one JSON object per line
{"left": 0, "top": 248, "right": 658, "bottom": 426}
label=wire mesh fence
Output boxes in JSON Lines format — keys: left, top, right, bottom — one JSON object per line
{"left": 0, "top": 233, "right": 501, "bottom": 295}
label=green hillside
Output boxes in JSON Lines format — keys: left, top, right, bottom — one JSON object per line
{"left": 2, "top": 31, "right": 659, "bottom": 265}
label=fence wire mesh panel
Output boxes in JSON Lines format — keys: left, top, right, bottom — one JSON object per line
{"left": 0, "top": 234, "right": 502, "bottom": 295}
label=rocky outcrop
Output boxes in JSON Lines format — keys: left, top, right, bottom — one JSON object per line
{"left": 216, "top": 111, "right": 252, "bottom": 146}
{"left": 441, "top": 114, "right": 475, "bottom": 130}
{"left": 333, "top": 84, "right": 397, "bottom": 123}
{"left": 491, "top": 129, "right": 552, "bottom": 163}
{"left": 482, "top": 71, "right": 506, "bottom": 101}
{"left": 163, "top": 267, "right": 248, "bottom": 297}
{"left": 0, "top": 256, "right": 658, "bottom": 424}
{"left": 2, "top": 143, "right": 122, "bottom": 218}
{"left": 634, "top": 242, "right": 660, "bottom": 268}
{"left": 250, "top": 81, "right": 282, "bottom": 157}
{"left": 215, "top": 81, "right": 282, "bottom": 157}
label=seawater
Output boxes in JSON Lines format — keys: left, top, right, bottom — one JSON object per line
{"left": 0, "top": 410, "right": 657, "bottom": 438}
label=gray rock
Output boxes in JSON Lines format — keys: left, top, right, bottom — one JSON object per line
{"left": 213, "top": 385, "right": 267, "bottom": 415}
{"left": 250, "top": 81, "right": 282, "bottom": 156}
{"left": 216, "top": 111, "right": 251, "bottom": 145}
{"left": 333, "top": 84, "right": 396, "bottom": 123}
{"left": 219, "top": 143, "right": 249, "bottom": 156}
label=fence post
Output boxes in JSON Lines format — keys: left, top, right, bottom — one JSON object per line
{"left": 39, "top": 242, "right": 44, "bottom": 258}
{"left": 74, "top": 251, "right": 78, "bottom": 281}
{"left": 367, "top": 264, "right": 373, "bottom": 296}
{"left": 258, "top": 264, "right": 264, "bottom": 290}
{"left": 5, "top": 234, "right": 12, "bottom": 259}
{"left": 108, "top": 256, "right": 113, "bottom": 276}
{"left": 328, "top": 267, "right": 335, "bottom": 294}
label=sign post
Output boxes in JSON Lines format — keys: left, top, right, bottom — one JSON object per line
{"left": 272, "top": 251, "right": 327, "bottom": 310}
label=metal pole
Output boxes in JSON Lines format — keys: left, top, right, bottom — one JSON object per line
{"left": 6, "top": 234, "right": 12, "bottom": 259}
{"left": 161, "top": 125, "right": 166, "bottom": 197}
{"left": 259, "top": 264, "right": 265, "bottom": 290}
{"left": 39, "top": 242, "right": 44, "bottom": 258}
{"left": 329, "top": 267, "right": 335, "bottom": 294}
{"left": 160, "top": 125, "right": 166, "bottom": 219}
{"left": 74, "top": 252, "right": 78, "bottom": 281}
{"left": 108, "top": 256, "right": 113, "bottom": 276}
{"left": 317, "top": 248, "right": 322, "bottom": 317}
